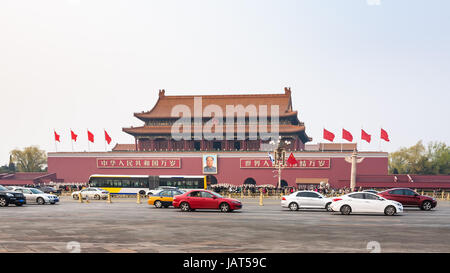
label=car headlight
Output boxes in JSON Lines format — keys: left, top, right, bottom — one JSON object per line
{"left": 6, "top": 193, "right": 14, "bottom": 197}
{"left": 232, "top": 201, "right": 241, "bottom": 204}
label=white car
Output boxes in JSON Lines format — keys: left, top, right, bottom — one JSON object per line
{"left": 281, "top": 191, "right": 333, "bottom": 211}
{"left": 72, "top": 187, "right": 109, "bottom": 200}
{"left": 12, "top": 187, "right": 59, "bottom": 205}
{"left": 330, "top": 192, "right": 403, "bottom": 216}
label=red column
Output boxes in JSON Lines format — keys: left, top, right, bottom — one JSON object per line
{"left": 168, "top": 139, "right": 172, "bottom": 150}
{"left": 295, "top": 137, "right": 299, "bottom": 151}
{"left": 135, "top": 138, "right": 138, "bottom": 151}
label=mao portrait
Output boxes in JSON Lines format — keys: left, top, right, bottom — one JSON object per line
{"left": 203, "top": 154, "right": 217, "bottom": 174}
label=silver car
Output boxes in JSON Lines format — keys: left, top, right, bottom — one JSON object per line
{"left": 13, "top": 187, "right": 59, "bottom": 205}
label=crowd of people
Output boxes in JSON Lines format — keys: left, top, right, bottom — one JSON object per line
{"left": 209, "top": 183, "right": 370, "bottom": 197}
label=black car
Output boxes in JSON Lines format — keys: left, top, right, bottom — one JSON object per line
{"left": 0, "top": 185, "right": 26, "bottom": 207}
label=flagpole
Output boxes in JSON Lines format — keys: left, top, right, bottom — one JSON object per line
{"left": 54, "top": 129, "right": 57, "bottom": 152}
{"left": 87, "top": 129, "right": 90, "bottom": 152}
{"left": 71, "top": 128, "right": 74, "bottom": 152}
{"left": 379, "top": 126, "right": 382, "bottom": 152}
{"left": 360, "top": 125, "right": 363, "bottom": 152}
{"left": 322, "top": 126, "right": 324, "bottom": 152}
{"left": 104, "top": 129, "right": 107, "bottom": 152}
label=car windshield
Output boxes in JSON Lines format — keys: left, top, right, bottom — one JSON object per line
{"left": 30, "top": 188, "right": 44, "bottom": 194}
{"left": 211, "top": 192, "right": 223, "bottom": 198}
{"left": 0, "top": 185, "right": 7, "bottom": 191}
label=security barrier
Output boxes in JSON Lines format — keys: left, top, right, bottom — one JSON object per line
{"left": 136, "top": 193, "right": 142, "bottom": 204}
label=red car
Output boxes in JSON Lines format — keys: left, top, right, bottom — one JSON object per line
{"left": 378, "top": 188, "right": 437, "bottom": 211}
{"left": 172, "top": 189, "right": 242, "bottom": 212}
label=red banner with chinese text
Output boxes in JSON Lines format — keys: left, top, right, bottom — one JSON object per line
{"left": 97, "top": 158, "right": 181, "bottom": 169}
{"left": 240, "top": 158, "right": 330, "bottom": 169}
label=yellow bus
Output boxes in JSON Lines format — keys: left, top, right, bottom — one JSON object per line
{"left": 88, "top": 174, "right": 207, "bottom": 195}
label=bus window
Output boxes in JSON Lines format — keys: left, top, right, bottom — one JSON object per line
{"left": 105, "top": 180, "right": 112, "bottom": 187}
{"left": 122, "top": 180, "right": 131, "bottom": 188}
{"left": 140, "top": 179, "right": 149, "bottom": 188}
{"left": 113, "top": 179, "right": 121, "bottom": 187}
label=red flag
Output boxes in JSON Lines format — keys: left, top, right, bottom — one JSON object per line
{"left": 287, "top": 153, "right": 297, "bottom": 165}
{"left": 54, "top": 131, "right": 60, "bottom": 142}
{"left": 342, "top": 129, "right": 353, "bottom": 142}
{"left": 361, "top": 129, "right": 371, "bottom": 143}
{"left": 381, "top": 128, "right": 390, "bottom": 142}
{"left": 104, "top": 130, "right": 112, "bottom": 145}
{"left": 87, "top": 130, "right": 94, "bottom": 143}
{"left": 71, "top": 130, "right": 78, "bottom": 142}
{"left": 323, "top": 129, "right": 335, "bottom": 142}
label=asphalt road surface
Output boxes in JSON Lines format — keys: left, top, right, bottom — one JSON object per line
{"left": 1, "top": 197, "right": 449, "bottom": 253}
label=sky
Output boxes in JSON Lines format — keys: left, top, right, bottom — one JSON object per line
{"left": 0, "top": 0, "right": 449, "bottom": 165}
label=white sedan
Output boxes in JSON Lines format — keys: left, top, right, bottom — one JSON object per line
{"left": 281, "top": 191, "right": 333, "bottom": 211}
{"left": 330, "top": 192, "right": 403, "bottom": 216}
{"left": 13, "top": 187, "right": 59, "bottom": 205}
{"left": 72, "top": 187, "right": 109, "bottom": 200}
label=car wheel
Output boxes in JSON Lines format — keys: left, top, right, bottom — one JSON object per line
{"left": 421, "top": 201, "right": 432, "bottom": 211}
{"left": 180, "top": 202, "right": 190, "bottom": 212}
{"left": 37, "top": 197, "right": 45, "bottom": 205}
{"left": 289, "top": 202, "right": 299, "bottom": 211}
{"left": 73, "top": 194, "right": 79, "bottom": 200}
{"left": 384, "top": 205, "right": 396, "bottom": 216}
{"left": 139, "top": 190, "right": 146, "bottom": 195}
{"left": 0, "top": 197, "right": 8, "bottom": 207}
{"left": 220, "top": 202, "right": 230, "bottom": 212}
{"left": 154, "top": 200, "right": 162, "bottom": 208}
{"left": 94, "top": 194, "right": 100, "bottom": 200}
{"left": 325, "top": 202, "right": 332, "bottom": 212}
{"left": 340, "top": 205, "right": 351, "bottom": 215}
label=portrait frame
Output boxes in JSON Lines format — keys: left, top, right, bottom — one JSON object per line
{"left": 202, "top": 154, "right": 218, "bottom": 174}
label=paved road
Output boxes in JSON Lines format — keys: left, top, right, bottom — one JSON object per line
{"left": 1, "top": 197, "right": 449, "bottom": 253}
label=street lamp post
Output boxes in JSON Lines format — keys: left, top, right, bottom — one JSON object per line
{"left": 270, "top": 137, "right": 291, "bottom": 189}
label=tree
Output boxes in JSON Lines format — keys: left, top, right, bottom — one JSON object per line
{"left": 8, "top": 155, "right": 16, "bottom": 173}
{"left": 425, "top": 141, "right": 450, "bottom": 175}
{"left": 389, "top": 140, "right": 449, "bottom": 175}
{"left": 10, "top": 146, "right": 47, "bottom": 172}
{"left": 0, "top": 165, "right": 9, "bottom": 173}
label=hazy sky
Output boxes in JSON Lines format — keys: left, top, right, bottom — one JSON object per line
{"left": 1, "top": 0, "right": 449, "bottom": 165}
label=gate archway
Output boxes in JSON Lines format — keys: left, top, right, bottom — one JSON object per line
{"left": 243, "top": 178, "right": 256, "bottom": 185}
{"left": 207, "top": 175, "right": 217, "bottom": 185}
